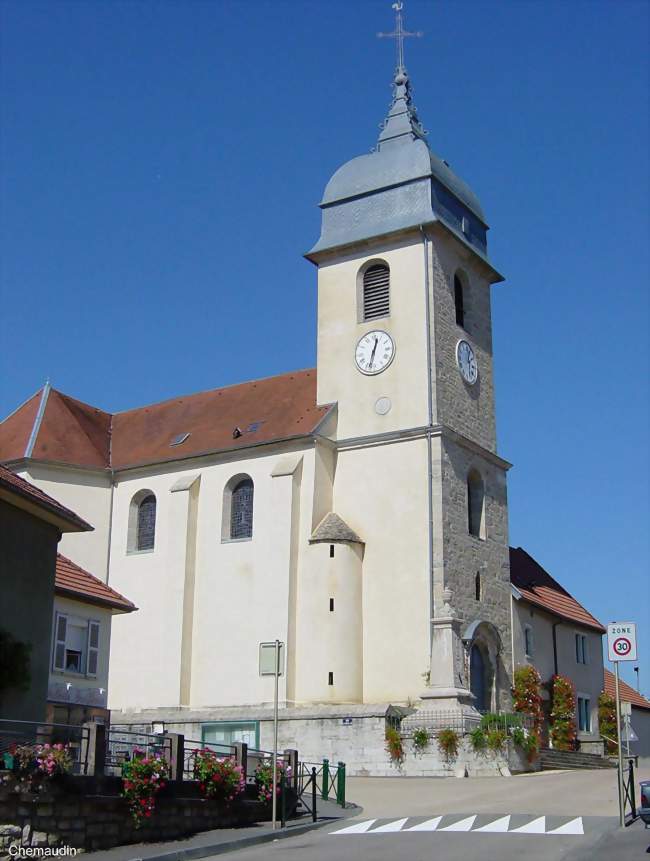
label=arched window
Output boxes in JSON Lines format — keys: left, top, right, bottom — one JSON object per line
{"left": 127, "top": 490, "right": 156, "bottom": 553}
{"left": 222, "top": 475, "right": 254, "bottom": 541}
{"left": 454, "top": 273, "right": 465, "bottom": 328}
{"left": 467, "top": 469, "right": 485, "bottom": 539}
{"left": 362, "top": 263, "right": 390, "bottom": 321}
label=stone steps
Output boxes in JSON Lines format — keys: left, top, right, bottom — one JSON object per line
{"left": 540, "top": 748, "right": 615, "bottom": 770}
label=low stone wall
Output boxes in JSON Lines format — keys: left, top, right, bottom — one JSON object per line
{"left": 0, "top": 779, "right": 268, "bottom": 856}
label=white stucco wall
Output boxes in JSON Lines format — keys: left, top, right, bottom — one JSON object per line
{"left": 107, "top": 444, "right": 314, "bottom": 712}
{"left": 18, "top": 464, "right": 112, "bottom": 580}
{"left": 512, "top": 597, "right": 604, "bottom": 742}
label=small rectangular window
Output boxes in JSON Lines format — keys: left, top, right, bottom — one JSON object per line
{"left": 328, "top": 672, "right": 334, "bottom": 686}
{"left": 578, "top": 697, "right": 591, "bottom": 732}
{"left": 524, "top": 626, "right": 534, "bottom": 658}
{"left": 575, "top": 634, "right": 588, "bottom": 664}
{"left": 329, "top": 598, "right": 334, "bottom": 612}
{"left": 329, "top": 545, "right": 335, "bottom": 558}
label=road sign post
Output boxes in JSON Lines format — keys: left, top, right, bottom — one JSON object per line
{"left": 607, "top": 622, "right": 638, "bottom": 827}
{"left": 259, "top": 641, "right": 285, "bottom": 831}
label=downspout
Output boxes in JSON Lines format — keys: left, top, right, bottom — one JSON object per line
{"left": 552, "top": 622, "right": 560, "bottom": 676}
{"left": 105, "top": 415, "right": 115, "bottom": 585}
{"left": 420, "top": 226, "right": 435, "bottom": 653}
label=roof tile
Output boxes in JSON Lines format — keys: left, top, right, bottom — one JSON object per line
{"left": 510, "top": 546, "right": 606, "bottom": 633}
{"left": 0, "top": 464, "right": 91, "bottom": 532}
{"left": 55, "top": 554, "right": 136, "bottom": 613}
{"left": 603, "top": 668, "right": 650, "bottom": 710}
{"left": 0, "top": 370, "right": 333, "bottom": 471}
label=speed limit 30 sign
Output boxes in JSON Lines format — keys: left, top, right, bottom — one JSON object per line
{"left": 607, "top": 622, "right": 637, "bottom": 662}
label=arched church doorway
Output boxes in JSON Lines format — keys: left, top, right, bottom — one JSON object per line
{"left": 470, "top": 644, "right": 488, "bottom": 711}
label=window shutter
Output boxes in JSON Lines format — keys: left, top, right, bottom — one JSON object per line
{"left": 583, "top": 636, "right": 589, "bottom": 664}
{"left": 575, "top": 633, "right": 580, "bottom": 663}
{"left": 87, "top": 621, "right": 100, "bottom": 677}
{"left": 53, "top": 613, "right": 67, "bottom": 671}
{"left": 363, "top": 265, "right": 390, "bottom": 321}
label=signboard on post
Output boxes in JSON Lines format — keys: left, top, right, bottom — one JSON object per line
{"left": 607, "top": 623, "right": 637, "bottom": 662}
{"left": 259, "top": 642, "right": 285, "bottom": 676}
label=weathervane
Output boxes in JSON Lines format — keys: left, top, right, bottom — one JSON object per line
{"left": 377, "top": 2, "right": 423, "bottom": 72}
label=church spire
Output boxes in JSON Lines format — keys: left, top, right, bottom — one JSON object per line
{"left": 376, "top": 2, "right": 426, "bottom": 150}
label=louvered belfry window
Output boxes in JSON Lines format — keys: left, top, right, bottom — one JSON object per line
{"left": 137, "top": 494, "right": 156, "bottom": 551}
{"left": 363, "top": 264, "right": 390, "bottom": 321}
{"left": 230, "top": 478, "right": 254, "bottom": 539}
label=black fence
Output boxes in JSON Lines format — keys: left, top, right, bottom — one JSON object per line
{"left": 0, "top": 719, "right": 91, "bottom": 775}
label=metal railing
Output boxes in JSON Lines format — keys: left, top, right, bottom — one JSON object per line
{"left": 104, "top": 728, "right": 171, "bottom": 776}
{"left": 0, "top": 718, "right": 91, "bottom": 775}
{"left": 400, "top": 710, "right": 535, "bottom": 736}
{"left": 182, "top": 739, "right": 237, "bottom": 780}
{"left": 296, "top": 759, "right": 346, "bottom": 807}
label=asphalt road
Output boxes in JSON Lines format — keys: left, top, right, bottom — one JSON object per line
{"left": 211, "top": 767, "right": 650, "bottom": 861}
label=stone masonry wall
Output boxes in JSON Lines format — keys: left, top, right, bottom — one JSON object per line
{"left": 439, "top": 435, "right": 512, "bottom": 709}
{"left": 429, "top": 231, "right": 497, "bottom": 453}
{"left": 0, "top": 781, "right": 265, "bottom": 856}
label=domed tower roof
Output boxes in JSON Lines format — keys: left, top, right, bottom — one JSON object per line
{"left": 307, "top": 53, "right": 500, "bottom": 280}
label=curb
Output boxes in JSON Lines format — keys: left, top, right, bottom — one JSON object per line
{"left": 127, "top": 811, "right": 360, "bottom": 861}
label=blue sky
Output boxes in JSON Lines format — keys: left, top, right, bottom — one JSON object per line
{"left": 1, "top": 1, "right": 648, "bottom": 690}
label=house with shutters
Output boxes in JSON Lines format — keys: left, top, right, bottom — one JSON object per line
{"left": 510, "top": 546, "right": 606, "bottom": 751}
{"left": 48, "top": 554, "right": 137, "bottom": 726}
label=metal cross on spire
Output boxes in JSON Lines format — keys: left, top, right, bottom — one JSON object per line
{"left": 377, "top": 2, "right": 423, "bottom": 72}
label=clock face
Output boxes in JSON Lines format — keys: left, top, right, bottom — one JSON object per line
{"left": 355, "top": 330, "right": 395, "bottom": 375}
{"left": 456, "top": 339, "right": 478, "bottom": 385}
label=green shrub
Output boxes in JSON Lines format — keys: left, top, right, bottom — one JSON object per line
{"left": 598, "top": 692, "right": 617, "bottom": 755}
{"left": 511, "top": 727, "right": 526, "bottom": 747}
{"left": 469, "top": 727, "right": 487, "bottom": 753}
{"left": 385, "top": 726, "right": 405, "bottom": 766}
{"left": 412, "top": 727, "right": 430, "bottom": 755}
{"left": 479, "top": 712, "right": 522, "bottom": 732}
{"left": 437, "top": 728, "right": 460, "bottom": 761}
{"left": 486, "top": 728, "right": 508, "bottom": 753}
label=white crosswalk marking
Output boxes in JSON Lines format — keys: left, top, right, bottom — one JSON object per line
{"left": 547, "top": 817, "right": 584, "bottom": 835}
{"left": 473, "top": 815, "right": 511, "bottom": 832}
{"left": 371, "top": 818, "right": 409, "bottom": 833}
{"left": 332, "top": 819, "right": 377, "bottom": 834}
{"left": 330, "top": 813, "right": 587, "bottom": 837}
{"left": 405, "top": 816, "right": 443, "bottom": 832}
{"left": 439, "top": 815, "right": 477, "bottom": 832}
{"left": 510, "top": 816, "right": 546, "bottom": 834}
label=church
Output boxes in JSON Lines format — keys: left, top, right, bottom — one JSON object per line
{"left": 0, "top": 8, "right": 519, "bottom": 768}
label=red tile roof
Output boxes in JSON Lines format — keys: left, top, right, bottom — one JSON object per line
{"left": 0, "top": 370, "right": 333, "bottom": 471}
{"left": 509, "top": 546, "right": 606, "bottom": 633}
{"left": 604, "top": 668, "right": 650, "bottom": 710}
{"left": 55, "top": 554, "right": 136, "bottom": 613}
{"left": 0, "top": 464, "right": 92, "bottom": 532}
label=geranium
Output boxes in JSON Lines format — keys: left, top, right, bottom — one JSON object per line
{"left": 121, "top": 749, "right": 168, "bottom": 827}
{"left": 512, "top": 665, "right": 543, "bottom": 760}
{"left": 11, "top": 742, "right": 72, "bottom": 793}
{"left": 192, "top": 749, "right": 245, "bottom": 803}
{"left": 549, "top": 674, "right": 577, "bottom": 750}
{"left": 254, "top": 758, "right": 292, "bottom": 803}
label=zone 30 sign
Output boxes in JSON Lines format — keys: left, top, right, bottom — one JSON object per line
{"left": 607, "top": 622, "right": 637, "bottom": 662}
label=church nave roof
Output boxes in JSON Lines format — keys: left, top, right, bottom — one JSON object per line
{"left": 0, "top": 369, "right": 333, "bottom": 472}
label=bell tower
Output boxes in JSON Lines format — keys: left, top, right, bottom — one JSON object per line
{"left": 305, "top": 3, "right": 513, "bottom": 711}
